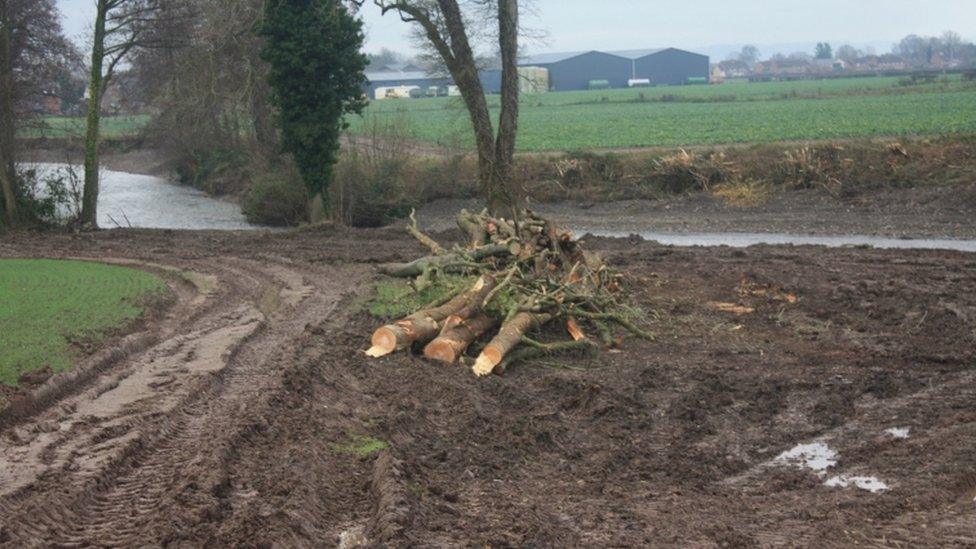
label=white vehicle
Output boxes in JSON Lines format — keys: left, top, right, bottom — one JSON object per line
{"left": 628, "top": 78, "right": 651, "bottom": 87}
{"left": 374, "top": 85, "right": 420, "bottom": 100}
{"left": 447, "top": 85, "right": 461, "bottom": 97}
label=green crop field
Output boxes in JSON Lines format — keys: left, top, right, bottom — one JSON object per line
{"left": 351, "top": 76, "right": 976, "bottom": 151}
{"left": 0, "top": 259, "right": 165, "bottom": 386}
{"left": 21, "top": 115, "right": 151, "bottom": 139}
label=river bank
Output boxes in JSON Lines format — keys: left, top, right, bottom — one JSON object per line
{"left": 18, "top": 142, "right": 976, "bottom": 241}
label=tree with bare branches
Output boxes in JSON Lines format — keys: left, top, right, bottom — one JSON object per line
{"left": 80, "top": 0, "right": 179, "bottom": 228}
{"left": 358, "top": 0, "right": 522, "bottom": 218}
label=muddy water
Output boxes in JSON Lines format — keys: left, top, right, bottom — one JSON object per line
{"left": 35, "top": 163, "right": 261, "bottom": 230}
{"left": 581, "top": 230, "right": 976, "bottom": 253}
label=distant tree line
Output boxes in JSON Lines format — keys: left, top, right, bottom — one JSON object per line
{"left": 720, "top": 31, "right": 976, "bottom": 77}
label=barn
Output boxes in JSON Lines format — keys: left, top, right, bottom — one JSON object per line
{"left": 519, "top": 48, "right": 710, "bottom": 91}
{"left": 613, "top": 48, "right": 711, "bottom": 86}
{"left": 517, "top": 51, "right": 633, "bottom": 91}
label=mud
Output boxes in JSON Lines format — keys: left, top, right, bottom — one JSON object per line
{"left": 0, "top": 227, "right": 974, "bottom": 546}
{"left": 417, "top": 181, "right": 976, "bottom": 240}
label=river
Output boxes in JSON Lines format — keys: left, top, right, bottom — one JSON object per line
{"left": 34, "top": 163, "right": 261, "bottom": 231}
{"left": 27, "top": 164, "right": 976, "bottom": 252}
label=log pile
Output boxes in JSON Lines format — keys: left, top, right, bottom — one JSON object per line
{"left": 366, "top": 209, "right": 651, "bottom": 376}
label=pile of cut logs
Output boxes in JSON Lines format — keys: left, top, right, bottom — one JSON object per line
{"left": 366, "top": 210, "right": 650, "bottom": 376}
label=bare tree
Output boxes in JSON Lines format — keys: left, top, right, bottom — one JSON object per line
{"left": 0, "top": 0, "right": 73, "bottom": 227}
{"left": 81, "top": 0, "right": 178, "bottom": 228}
{"left": 360, "top": 0, "right": 522, "bottom": 218}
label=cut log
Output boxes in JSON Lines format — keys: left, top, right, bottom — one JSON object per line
{"left": 366, "top": 277, "right": 495, "bottom": 357}
{"left": 377, "top": 245, "right": 511, "bottom": 278}
{"left": 473, "top": 312, "right": 551, "bottom": 376}
{"left": 424, "top": 313, "right": 497, "bottom": 364}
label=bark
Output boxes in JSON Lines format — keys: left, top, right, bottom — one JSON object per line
{"left": 81, "top": 0, "right": 108, "bottom": 229}
{"left": 491, "top": 0, "right": 520, "bottom": 219}
{"left": 0, "top": 1, "right": 17, "bottom": 224}
{"left": 368, "top": 276, "right": 496, "bottom": 356}
{"left": 473, "top": 312, "right": 551, "bottom": 376}
{"left": 423, "top": 312, "right": 496, "bottom": 364}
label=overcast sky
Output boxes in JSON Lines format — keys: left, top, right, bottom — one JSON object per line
{"left": 57, "top": 0, "right": 976, "bottom": 59}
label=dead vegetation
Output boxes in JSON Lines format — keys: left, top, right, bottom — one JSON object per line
{"left": 330, "top": 135, "right": 976, "bottom": 219}
{"left": 365, "top": 210, "right": 651, "bottom": 376}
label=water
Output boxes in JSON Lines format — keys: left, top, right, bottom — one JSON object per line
{"left": 33, "top": 164, "right": 261, "bottom": 231}
{"left": 581, "top": 230, "right": 976, "bottom": 253}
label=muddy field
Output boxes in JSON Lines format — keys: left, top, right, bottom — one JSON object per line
{"left": 0, "top": 227, "right": 974, "bottom": 547}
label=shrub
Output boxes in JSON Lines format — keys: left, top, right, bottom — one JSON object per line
{"left": 242, "top": 174, "right": 308, "bottom": 226}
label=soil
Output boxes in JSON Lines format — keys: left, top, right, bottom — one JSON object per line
{"left": 417, "top": 182, "right": 976, "bottom": 239}
{"left": 0, "top": 226, "right": 974, "bottom": 547}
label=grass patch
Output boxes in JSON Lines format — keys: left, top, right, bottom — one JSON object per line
{"left": 0, "top": 259, "right": 166, "bottom": 386}
{"left": 366, "top": 274, "right": 474, "bottom": 319}
{"left": 332, "top": 434, "right": 390, "bottom": 456}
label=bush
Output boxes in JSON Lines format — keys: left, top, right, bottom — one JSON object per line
{"left": 11, "top": 165, "right": 82, "bottom": 227}
{"left": 242, "top": 174, "right": 308, "bottom": 226}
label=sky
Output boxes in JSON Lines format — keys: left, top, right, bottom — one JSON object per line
{"left": 57, "top": 0, "right": 976, "bottom": 60}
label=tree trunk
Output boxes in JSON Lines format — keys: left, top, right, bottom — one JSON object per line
{"left": 423, "top": 312, "right": 496, "bottom": 364}
{"left": 491, "top": 0, "right": 520, "bottom": 220}
{"left": 80, "top": 0, "right": 107, "bottom": 229}
{"left": 0, "top": 1, "right": 18, "bottom": 225}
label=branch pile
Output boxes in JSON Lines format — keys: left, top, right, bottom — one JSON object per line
{"left": 366, "top": 209, "right": 651, "bottom": 376}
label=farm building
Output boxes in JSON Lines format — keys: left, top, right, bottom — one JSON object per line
{"left": 517, "top": 51, "right": 633, "bottom": 91}
{"left": 518, "top": 48, "right": 710, "bottom": 91}
{"left": 364, "top": 69, "right": 502, "bottom": 100}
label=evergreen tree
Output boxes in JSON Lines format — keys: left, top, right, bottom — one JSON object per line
{"left": 815, "top": 42, "right": 833, "bottom": 60}
{"left": 259, "top": 0, "right": 368, "bottom": 219}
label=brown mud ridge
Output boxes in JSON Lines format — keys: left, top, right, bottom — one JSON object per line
{"left": 0, "top": 227, "right": 974, "bottom": 546}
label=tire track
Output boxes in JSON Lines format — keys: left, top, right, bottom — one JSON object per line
{"left": 0, "top": 257, "right": 359, "bottom": 547}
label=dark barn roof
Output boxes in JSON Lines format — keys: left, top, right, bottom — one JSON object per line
{"left": 518, "top": 47, "right": 710, "bottom": 89}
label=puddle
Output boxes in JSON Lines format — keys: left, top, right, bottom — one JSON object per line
{"left": 825, "top": 475, "right": 890, "bottom": 493}
{"left": 775, "top": 442, "right": 837, "bottom": 473}
{"left": 885, "top": 427, "right": 910, "bottom": 439}
{"left": 774, "top": 441, "right": 891, "bottom": 493}
{"left": 580, "top": 230, "right": 976, "bottom": 253}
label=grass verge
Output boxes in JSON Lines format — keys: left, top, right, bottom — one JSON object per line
{"left": 0, "top": 259, "right": 166, "bottom": 386}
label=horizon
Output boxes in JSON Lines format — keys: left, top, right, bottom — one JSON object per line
{"left": 56, "top": 0, "right": 976, "bottom": 61}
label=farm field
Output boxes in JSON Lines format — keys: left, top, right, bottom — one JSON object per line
{"left": 352, "top": 76, "right": 976, "bottom": 151}
{"left": 23, "top": 115, "right": 151, "bottom": 139}
{"left": 25, "top": 77, "right": 976, "bottom": 151}
{"left": 0, "top": 259, "right": 164, "bottom": 386}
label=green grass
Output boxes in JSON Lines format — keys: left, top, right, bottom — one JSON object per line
{"left": 351, "top": 76, "right": 976, "bottom": 151}
{"left": 331, "top": 434, "right": 389, "bottom": 456}
{"left": 366, "top": 274, "right": 474, "bottom": 319}
{"left": 20, "top": 115, "right": 151, "bottom": 139}
{"left": 0, "top": 259, "right": 165, "bottom": 386}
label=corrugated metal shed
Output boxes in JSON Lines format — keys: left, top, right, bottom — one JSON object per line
{"left": 518, "top": 47, "right": 710, "bottom": 89}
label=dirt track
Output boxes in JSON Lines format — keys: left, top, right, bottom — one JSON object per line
{"left": 0, "top": 227, "right": 974, "bottom": 546}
